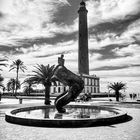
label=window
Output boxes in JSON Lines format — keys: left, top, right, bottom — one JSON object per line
{"left": 94, "top": 79, "right": 96, "bottom": 86}
{"left": 96, "top": 87, "right": 98, "bottom": 93}
{"left": 94, "top": 87, "right": 96, "bottom": 93}
{"left": 97, "top": 80, "right": 99, "bottom": 86}
{"left": 90, "top": 79, "right": 92, "bottom": 85}
{"left": 87, "top": 87, "right": 89, "bottom": 93}
{"left": 54, "top": 87, "right": 56, "bottom": 93}
{"left": 95, "top": 80, "right": 97, "bottom": 86}
{"left": 85, "top": 78, "right": 87, "bottom": 85}
{"left": 91, "top": 87, "right": 92, "bottom": 93}
{"left": 64, "top": 87, "right": 66, "bottom": 92}
{"left": 89, "top": 78, "right": 91, "bottom": 85}
{"left": 92, "top": 79, "right": 94, "bottom": 86}
{"left": 97, "top": 87, "right": 99, "bottom": 93}
{"left": 92, "top": 87, "right": 94, "bottom": 93}
{"left": 58, "top": 87, "right": 61, "bottom": 93}
{"left": 87, "top": 78, "right": 89, "bottom": 85}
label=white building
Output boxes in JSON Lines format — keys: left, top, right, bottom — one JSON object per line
{"left": 50, "top": 74, "right": 100, "bottom": 95}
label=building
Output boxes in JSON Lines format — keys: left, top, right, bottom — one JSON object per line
{"left": 50, "top": 74, "right": 100, "bottom": 95}
{"left": 50, "top": 1, "right": 100, "bottom": 95}
{"left": 78, "top": 1, "right": 100, "bottom": 94}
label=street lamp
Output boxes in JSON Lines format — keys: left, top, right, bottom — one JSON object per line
{"left": 107, "top": 82, "right": 110, "bottom": 98}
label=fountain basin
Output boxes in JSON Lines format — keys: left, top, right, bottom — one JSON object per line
{"left": 5, "top": 105, "right": 128, "bottom": 127}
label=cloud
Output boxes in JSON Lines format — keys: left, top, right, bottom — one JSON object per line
{"left": 89, "top": 43, "right": 140, "bottom": 74}
{"left": 0, "top": 0, "right": 71, "bottom": 46}
{"left": 122, "top": 19, "right": 140, "bottom": 40}
{"left": 86, "top": 0, "right": 140, "bottom": 51}
{"left": 89, "top": 41, "right": 140, "bottom": 93}
{"left": 31, "top": 39, "right": 78, "bottom": 58}
{"left": 112, "top": 44, "right": 140, "bottom": 57}
{"left": 89, "top": 44, "right": 130, "bottom": 61}
{"left": 93, "top": 64, "right": 140, "bottom": 71}
{"left": 90, "top": 13, "right": 140, "bottom": 36}
{"left": 87, "top": 0, "right": 140, "bottom": 26}
{"left": 0, "top": 12, "right": 4, "bottom": 18}
{"left": 0, "top": 0, "right": 140, "bottom": 93}
{"left": 0, "top": 30, "right": 78, "bottom": 57}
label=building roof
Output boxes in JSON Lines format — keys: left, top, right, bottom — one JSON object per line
{"left": 79, "top": 73, "right": 100, "bottom": 79}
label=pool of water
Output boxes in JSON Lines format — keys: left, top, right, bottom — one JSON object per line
{"left": 15, "top": 106, "right": 118, "bottom": 120}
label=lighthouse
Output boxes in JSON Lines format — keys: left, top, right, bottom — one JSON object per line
{"left": 78, "top": 0, "right": 89, "bottom": 75}
{"left": 50, "top": 1, "right": 100, "bottom": 95}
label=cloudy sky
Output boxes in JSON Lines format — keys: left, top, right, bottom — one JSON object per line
{"left": 0, "top": 0, "right": 140, "bottom": 93}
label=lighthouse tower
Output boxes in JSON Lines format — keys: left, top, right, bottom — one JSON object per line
{"left": 78, "top": 0, "right": 89, "bottom": 75}
{"left": 50, "top": 1, "right": 100, "bottom": 95}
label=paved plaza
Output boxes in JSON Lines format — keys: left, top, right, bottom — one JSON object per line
{"left": 0, "top": 99, "right": 140, "bottom": 140}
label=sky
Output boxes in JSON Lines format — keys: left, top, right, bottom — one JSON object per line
{"left": 0, "top": 0, "right": 140, "bottom": 93}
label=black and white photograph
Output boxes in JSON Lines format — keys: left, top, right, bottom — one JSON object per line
{"left": 0, "top": 0, "right": 140, "bottom": 140}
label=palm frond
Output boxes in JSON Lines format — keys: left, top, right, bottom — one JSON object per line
{"left": 26, "top": 76, "right": 42, "bottom": 84}
{"left": 0, "top": 75, "right": 4, "bottom": 88}
{"left": 10, "top": 59, "right": 26, "bottom": 71}
{"left": 32, "top": 70, "right": 44, "bottom": 78}
{"left": 21, "top": 65, "right": 27, "bottom": 70}
{"left": 0, "top": 75, "right": 4, "bottom": 82}
{"left": 26, "top": 64, "right": 55, "bottom": 86}
{"left": 9, "top": 67, "right": 16, "bottom": 71}
{"left": 0, "top": 58, "right": 8, "bottom": 70}
{"left": 20, "top": 66, "right": 27, "bottom": 72}
{"left": 34, "top": 64, "right": 44, "bottom": 74}
{"left": 108, "top": 82, "right": 126, "bottom": 91}
{"left": 7, "top": 78, "right": 20, "bottom": 91}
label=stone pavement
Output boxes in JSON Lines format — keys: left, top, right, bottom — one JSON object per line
{"left": 0, "top": 100, "right": 140, "bottom": 140}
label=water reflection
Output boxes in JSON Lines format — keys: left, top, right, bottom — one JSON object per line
{"left": 42, "top": 108, "right": 49, "bottom": 118}
{"left": 15, "top": 107, "right": 116, "bottom": 120}
{"left": 54, "top": 113, "right": 63, "bottom": 119}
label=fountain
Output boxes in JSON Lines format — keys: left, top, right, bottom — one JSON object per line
{"left": 5, "top": 104, "right": 128, "bottom": 127}
{"left": 5, "top": 55, "right": 128, "bottom": 127}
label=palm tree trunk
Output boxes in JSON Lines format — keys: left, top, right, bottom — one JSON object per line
{"left": 116, "top": 91, "right": 119, "bottom": 101}
{"left": 13, "top": 87, "right": 15, "bottom": 95}
{"left": 44, "top": 85, "right": 51, "bottom": 105}
{"left": 29, "top": 83, "right": 32, "bottom": 95}
{"left": 15, "top": 68, "right": 19, "bottom": 95}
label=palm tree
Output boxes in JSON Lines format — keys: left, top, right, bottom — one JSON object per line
{"left": 0, "top": 75, "right": 4, "bottom": 88}
{"left": 108, "top": 82, "right": 126, "bottom": 101}
{"left": 0, "top": 75, "right": 4, "bottom": 101}
{"left": 0, "top": 58, "right": 7, "bottom": 71}
{"left": 26, "top": 64, "right": 55, "bottom": 105}
{"left": 0, "top": 75, "right": 6, "bottom": 92}
{"left": 23, "top": 79, "right": 34, "bottom": 95}
{"left": 9, "top": 59, "right": 27, "bottom": 93}
{"left": 7, "top": 78, "right": 20, "bottom": 96}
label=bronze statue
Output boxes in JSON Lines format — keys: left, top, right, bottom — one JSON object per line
{"left": 51, "top": 55, "right": 84, "bottom": 113}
